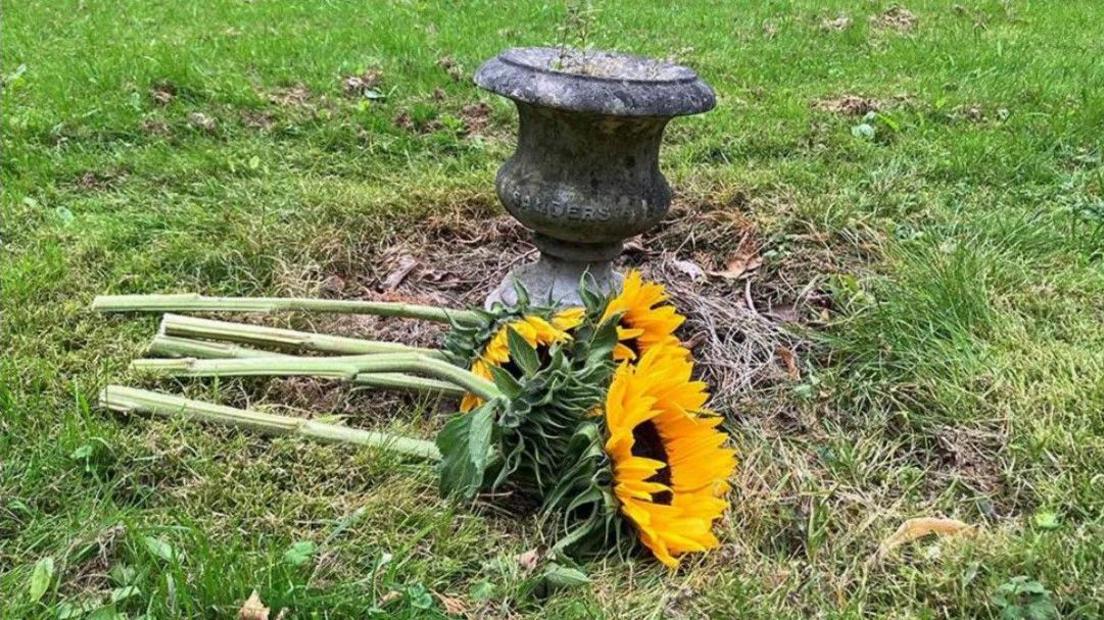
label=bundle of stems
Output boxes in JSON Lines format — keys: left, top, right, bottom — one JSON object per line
{"left": 148, "top": 334, "right": 467, "bottom": 397}
{"left": 100, "top": 385, "right": 440, "bottom": 459}
{"left": 130, "top": 353, "right": 500, "bottom": 402}
{"left": 157, "top": 314, "right": 446, "bottom": 359}
{"left": 94, "top": 292, "right": 497, "bottom": 458}
{"left": 92, "top": 293, "right": 481, "bottom": 325}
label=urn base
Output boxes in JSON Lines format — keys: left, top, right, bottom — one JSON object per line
{"left": 485, "top": 253, "right": 622, "bottom": 309}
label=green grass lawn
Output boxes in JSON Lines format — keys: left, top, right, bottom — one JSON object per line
{"left": 3, "top": 0, "right": 1103, "bottom": 617}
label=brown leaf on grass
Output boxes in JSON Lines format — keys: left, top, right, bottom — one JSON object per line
{"left": 342, "top": 70, "right": 383, "bottom": 98}
{"left": 517, "top": 548, "right": 541, "bottom": 572}
{"left": 435, "top": 592, "right": 469, "bottom": 616}
{"left": 871, "top": 6, "right": 918, "bottom": 32}
{"left": 876, "top": 517, "right": 975, "bottom": 559}
{"left": 776, "top": 346, "right": 800, "bottom": 379}
{"left": 238, "top": 590, "right": 269, "bottom": 620}
{"left": 381, "top": 255, "right": 418, "bottom": 290}
{"left": 393, "top": 110, "right": 414, "bottom": 131}
{"left": 320, "top": 274, "right": 346, "bottom": 296}
{"left": 671, "top": 258, "right": 707, "bottom": 282}
{"left": 150, "top": 82, "right": 176, "bottom": 105}
{"left": 711, "top": 252, "right": 762, "bottom": 280}
{"left": 379, "top": 590, "right": 402, "bottom": 605}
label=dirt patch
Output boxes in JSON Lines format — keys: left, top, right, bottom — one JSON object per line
{"left": 59, "top": 523, "right": 126, "bottom": 597}
{"left": 459, "top": 102, "right": 492, "bottom": 136}
{"left": 150, "top": 81, "right": 176, "bottom": 105}
{"left": 74, "top": 169, "right": 126, "bottom": 191}
{"left": 820, "top": 15, "right": 852, "bottom": 31}
{"left": 265, "top": 197, "right": 808, "bottom": 412}
{"left": 140, "top": 118, "right": 171, "bottom": 137}
{"left": 187, "top": 112, "right": 217, "bottom": 133}
{"left": 241, "top": 109, "right": 275, "bottom": 130}
{"left": 812, "top": 94, "right": 882, "bottom": 116}
{"left": 341, "top": 70, "right": 383, "bottom": 98}
{"left": 268, "top": 84, "right": 313, "bottom": 108}
{"left": 437, "top": 56, "right": 464, "bottom": 82}
{"left": 871, "top": 6, "right": 918, "bottom": 32}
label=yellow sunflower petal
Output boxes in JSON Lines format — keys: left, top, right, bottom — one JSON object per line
{"left": 602, "top": 343, "right": 736, "bottom": 568}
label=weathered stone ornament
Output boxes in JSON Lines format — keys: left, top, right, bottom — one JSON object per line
{"left": 475, "top": 47, "right": 715, "bottom": 307}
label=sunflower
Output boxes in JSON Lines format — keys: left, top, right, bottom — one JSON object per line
{"left": 459, "top": 312, "right": 576, "bottom": 411}
{"left": 602, "top": 270, "right": 685, "bottom": 362}
{"left": 603, "top": 344, "right": 735, "bottom": 567}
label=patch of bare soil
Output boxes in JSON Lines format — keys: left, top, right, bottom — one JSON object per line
{"left": 812, "top": 94, "right": 882, "bottom": 116}
{"left": 268, "top": 197, "right": 817, "bottom": 414}
{"left": 150, "top": 81, "right": 176, "bottom": 105}
{"left": 820, "top": 15, "right": 852, "bottom": 31}
{"left": 241, "top": 109, "right": 275, "bottom": 130}
{"left": 341, "top": 70, "right": 383, "bottom": 98}
{"left": 459, "top": 102, "right": 492, "bottom": 136}
{"left": 268, "top": 84, "right": 313, "bottom": 108}
{"left": 74, "top": 169, "right": 127, "bottom": 191}
{"left": 871, "top": 6, "right": 918, "bottom": 32}
{"left": 139, "top": 118, "right": 171, "bottom": 136}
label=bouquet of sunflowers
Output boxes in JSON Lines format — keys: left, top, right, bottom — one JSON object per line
{"left": 94, "top": 271, "right": 736, "bottom": 568}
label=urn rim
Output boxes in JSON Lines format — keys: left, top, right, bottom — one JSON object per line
{"left": 475, "top": 46, "right": 715, "bottom": 118}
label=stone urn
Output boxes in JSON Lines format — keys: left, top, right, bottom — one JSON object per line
{"left": 475, "top": 47, "right": 715, "bottom": 307}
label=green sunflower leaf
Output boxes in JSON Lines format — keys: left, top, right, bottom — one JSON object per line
{"left": 437, "top": 402, "right": 496, "bottom": 499}
{"left": 505, "top": 327, "right": 540, "bottom": 377}
{"left": 489, "top": 365, "right": 523, "bottom": 399}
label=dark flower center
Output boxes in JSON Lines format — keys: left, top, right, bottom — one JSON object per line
{"left": 630, "top": 420, "right": 673, "bottom": 505}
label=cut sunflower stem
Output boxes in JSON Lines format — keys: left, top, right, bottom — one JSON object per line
{"left": 91, "top": 294, "right": 482, "bottom": 325}
{"left": 157, "top": 313, "right": 448, "bottom": 359}
{"left": 98, "top": 385, "right": 441, "bottom": 460}
{"left": 131, "top": 353, "right": 501, "bottom": 401}
{"left": 148, "top": 335, "right": 466, "bottom": 397}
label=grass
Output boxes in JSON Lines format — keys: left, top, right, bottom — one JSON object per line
{"left": 3, "top": 0, "right": 1103, "bottom": 617}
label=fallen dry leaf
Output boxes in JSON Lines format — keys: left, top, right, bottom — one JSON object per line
{"left": 379, "top": 590, "right": 402, "bottom": 605}
{"left": 435, "top": 592, "right": 469, "bottom": 616}
{"left": 381, "top": 255, "right": 418, "bottom": 290}
{"left": 238, "top": 590, "right": 269, "bottom": 620}
{"left": 776, "top": 346, "right": 800, "bottom": 379}
{"left": 877, "top": 517, "right": 975, "bottom": 559}
{"left": 671, "top": 259, "right": 706, "bottom": 282}
{"left": 711, "top": 252, "right": 762, "bottom": 280}
{"left": 517, "top": 548, "right": 541, "bottom": 572}
{"left": 342, "top": 70, "right": 383, "bottom": 98}
{"left": 150, "top": 82, "right": 176, "bottom": 105}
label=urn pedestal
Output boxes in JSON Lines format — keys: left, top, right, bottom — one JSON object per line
{"left": 475, "top": 47, "right": 715, "bottom": 307}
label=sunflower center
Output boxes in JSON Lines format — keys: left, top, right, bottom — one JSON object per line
{"left": 630, "top": 420, "right": 673, "bottom": 505}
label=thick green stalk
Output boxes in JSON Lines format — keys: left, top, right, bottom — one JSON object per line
{"left": 148, "top": 335, "right": 466, "bottom": 397}
{"left": 157, "top": 314, "right": 447, "bottom": 359}
{"left": 92, "top": 293, "right": 481, "bottom": 325}
{"left": 132, "top": 353, "right": 500, "bottom": 401}
{"left": 99, "top": 385, "right": 440, "bottom": 460}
